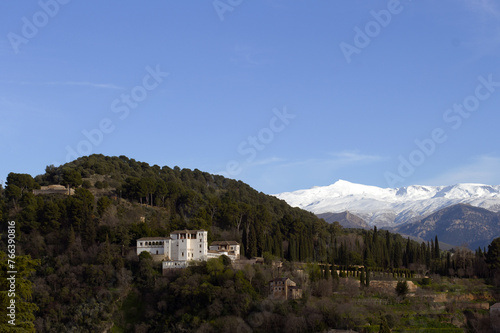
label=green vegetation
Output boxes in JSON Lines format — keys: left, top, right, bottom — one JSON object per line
{"left": 0, "top": 154, "right": 498, "bottom": 332}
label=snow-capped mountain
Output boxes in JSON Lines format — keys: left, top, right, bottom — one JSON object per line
{"left": 275, "top": 180, "right": 500, "bottom": 227}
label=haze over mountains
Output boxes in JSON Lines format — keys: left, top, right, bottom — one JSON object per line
{"left": 275, "top": 180, "right": 500, "bottom": 248}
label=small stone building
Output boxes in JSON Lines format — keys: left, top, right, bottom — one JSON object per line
{"left": 269, "top": 278, "right": 302, "bottom": 300}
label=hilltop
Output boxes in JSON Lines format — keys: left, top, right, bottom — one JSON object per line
{"left": 0, "top": 155, "right": 497, "bottom": 332}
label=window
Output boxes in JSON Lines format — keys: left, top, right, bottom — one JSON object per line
{"left": 139, "top": 242, "right": 142, "bottom": 246}
{"left": 199, "top": 244, "right": 202, "bottom": 248}
{"left": 182, "top": 252, "right": 184, "bottom": 256}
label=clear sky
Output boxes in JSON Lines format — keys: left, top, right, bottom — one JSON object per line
{"left": 1, "top": 0, "right": 500, "bottom": 194}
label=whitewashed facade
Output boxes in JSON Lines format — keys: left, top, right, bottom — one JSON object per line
{"left": 137, "top": 230, "right": 208, "bottom": 269}
{"left": 136, "top": 230, "right": 241, "bottom": 270}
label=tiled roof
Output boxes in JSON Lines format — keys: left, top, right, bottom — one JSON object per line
{"left": 171, "top": 229, "right": 206, "bottom": 234}
{"left": 210, "top": 240, "right": 239, "bottom": 246}
{"left": 137, "top": 237, "right": 170, "bottom": 241}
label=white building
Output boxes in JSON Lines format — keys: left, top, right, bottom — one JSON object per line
{"left": 136, "top": 237, "right": 170, "bottom": 257}
{"left": 208, "top": 241, "right": 240, "bottom": 261}
{"left": 137, "top": 230, "right": 208, "bottom": 269}
{"left": 136, "top": 230, "right": 241, "bottom": 270}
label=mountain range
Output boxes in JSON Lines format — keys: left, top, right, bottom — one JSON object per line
{"left": 275, "top": 180, "right": 500, "bottom": 248}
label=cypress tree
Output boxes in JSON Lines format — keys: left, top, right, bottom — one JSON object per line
{"left": 324, "top": 264, "right": 331, "bottom": 280}
{"left": 434, "top": 235, "right": 440, "bottom": 259}
{"left": 426, "top": 242, "right": 431, "bottom": 268}
{"left": 242, "top": 225, "right": 248, "bottom": 258}
{"left": 248, "top": 224, "right": 257, "bottom": 258}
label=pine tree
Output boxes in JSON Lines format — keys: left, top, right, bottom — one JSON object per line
{"left": 0, "top": 253, "right": 40, "bottom": 332}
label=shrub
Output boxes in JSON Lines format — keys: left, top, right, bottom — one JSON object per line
{"left": 396, "top": 280, "right": 409, "bottom": 296}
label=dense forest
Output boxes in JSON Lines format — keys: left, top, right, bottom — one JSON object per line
{"left": 0, "top": 154, "right": 499, "bottom": 332}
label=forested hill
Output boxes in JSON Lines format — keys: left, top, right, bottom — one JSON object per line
{"left": 32, "top": 154, "right": 326, "bottom": 260}
{"left": 1, "top": 154, "right": 495, "bottom": 332}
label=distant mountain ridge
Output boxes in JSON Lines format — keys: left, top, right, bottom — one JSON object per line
{"left": 394, "top": 204, "right": 500, "bottom": 249}
{"left": 316, "top": 211, "right": 369, "bottom": 229}
{"left": 275, "top": 180, "right": 500, "bottom": 227}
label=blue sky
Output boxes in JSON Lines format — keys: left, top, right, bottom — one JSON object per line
{"left": 1, "top": 0, "right": 500, "bottom": 194}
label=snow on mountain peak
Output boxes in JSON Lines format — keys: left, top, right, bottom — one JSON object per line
{"left": 275, "top": 181, "right": 500, "bottom": 227}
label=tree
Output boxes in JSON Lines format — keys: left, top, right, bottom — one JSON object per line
{"left": 0, "top": 253, "right": 39, "bottom": 332}
{"left": 40, "top": 201, "right": 61, "bottom": 231}
{"left": 395, "top": 280, "right": 409, "bottom": 297}
{"left": 247, "top": 224, "right": 257, "bottom": 258}
{"left": 155, "top": 181, "right": 169, "bottom": 207}
{"left": 434, "top": 235, "right": 440, "bottom": 259}
{"left": 379, "top": 316, "right": 391, "bottom": 333}
{"left": 136, "top": 252, "right": 157, "bottom": 290}
{"left": 324, "top": 264, "right": 331, "bottom": 280}
{"left": 5, "top": 184, "right": 22, "bottom": 209}
{"left": 360, "top": 269, "right": 365, "bottom": 286}
{"left": 487, "top": 238, "right": 500, "bottom": 270}
{"left": 97, "top": 196, "right": 112, "bottom": 216}
{"left": 6, "top": 173, "right": 37, "bottom": 194}
{"left": 61, "top": 168, "right": 82, "bottom": 190}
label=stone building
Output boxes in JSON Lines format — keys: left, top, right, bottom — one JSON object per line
{"left": 269, "top": 277, "right": 302, "bottom": 300}
{"left": 33, "top": 184, "right": 74, "bottom": 195}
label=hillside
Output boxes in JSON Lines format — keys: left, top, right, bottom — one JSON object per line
{"left": 317, "top": 211, "right": 369, "bottom": 229}
{"left": 395, "top": 204, "right": 500, "bottom": 249}
{"left": 0, "top": 155, "right": 497, "bottom": 332}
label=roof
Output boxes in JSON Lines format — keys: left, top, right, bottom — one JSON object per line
{"left": 210, "top": 241, "right": 239, "bottom": 246}
{"left": 137, "top": 237, "right": 170, "bottom": 241}
{"left": 491, "top": 303, "right": 500, "bottom": 309}
{"left": 170, "top": 229, "right": 206, "bottom": 234}
{"left": 270, "top": 277, "right": 291, "bottom": 282}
